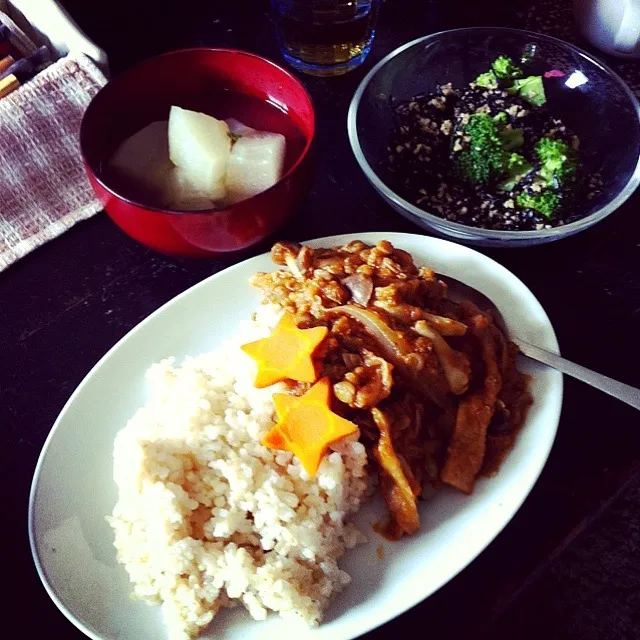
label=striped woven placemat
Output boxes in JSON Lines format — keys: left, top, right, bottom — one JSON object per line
{"left": 0, "top": 50, "right": 106, "bottom": 270}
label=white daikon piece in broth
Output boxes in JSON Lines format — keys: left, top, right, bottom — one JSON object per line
{"left": 168, "top": 106, "right": 231, "bottom": 190}
{"left": 225, "top": 133, "right": 286, "bottom": 204}
{"left": 164, "top": 166, "right": 225, "bottom": 211}
{"left": 108, "top": 121, "right": 173, "bottom": 198}
{"left": 225, "top": 118, "right": 257, "bottom": 137}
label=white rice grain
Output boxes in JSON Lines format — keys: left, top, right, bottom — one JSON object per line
{"left": 108, "top": 305, "right": 368, "bottom": 639}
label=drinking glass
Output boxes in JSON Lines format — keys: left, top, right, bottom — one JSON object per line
{"left": 272, "top": 0, "right": 381, "bottom": 77}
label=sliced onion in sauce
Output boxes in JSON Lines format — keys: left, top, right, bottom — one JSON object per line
{"left": 284, "top": 253, "right": 303, "bottom": 280}
{"left": 329, "top": 305, "right": 448, "bottom": 407}
{"left": 342, "top": 274, "right": 374, "bottom": 306}
{"left": 330, "top": 305, "right": 408, "bottom": 360}
{"left": 414, "top": 320, "right": 469, "bottom": 395}
{"left": 422, "top": 312, "right": 468, "bottom": 336}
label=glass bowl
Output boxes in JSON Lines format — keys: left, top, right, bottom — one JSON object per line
{"left": 348, "top": 27, "right": 640, "bottom": 247}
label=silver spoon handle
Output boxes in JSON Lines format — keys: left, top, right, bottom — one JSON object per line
{"left": 513, "top": 338, "right": 640, "bottom": 411}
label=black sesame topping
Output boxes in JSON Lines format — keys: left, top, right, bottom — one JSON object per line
{"left": 387, "top": 82, "right": 602, "bottom": 231}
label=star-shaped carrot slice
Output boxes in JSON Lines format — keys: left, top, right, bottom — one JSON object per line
{"left": 241, "top": 312, "right": 328, "bottom": 388}
{"left": 262, "top": 378, "right": 359, "bottom": 477}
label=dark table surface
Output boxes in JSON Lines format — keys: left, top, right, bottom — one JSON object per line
{"left": 5, "top": 0, "right": 640, "bottom": 638}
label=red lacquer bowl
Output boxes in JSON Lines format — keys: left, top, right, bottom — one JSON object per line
{"left": 80, "top": 49, "right": 315, "bottom": 257}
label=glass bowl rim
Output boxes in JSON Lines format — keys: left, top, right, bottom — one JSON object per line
{"left": 347, "top": 26, "right": 640, "bottom": 240}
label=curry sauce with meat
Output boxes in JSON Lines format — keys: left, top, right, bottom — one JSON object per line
{"left": 251, "top": 240, "right": 532, "bottom": 539}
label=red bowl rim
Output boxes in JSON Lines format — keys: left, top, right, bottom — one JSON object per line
{"left": 80, "top": 47, "right": 316, "bottom": 217}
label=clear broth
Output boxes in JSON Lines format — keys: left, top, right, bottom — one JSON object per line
{"left": 101, "top": 90, "right": 307, "bottom": 209}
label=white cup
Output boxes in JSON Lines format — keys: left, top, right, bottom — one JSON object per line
{"left": 574, "top": 0, "right": 640, "bottom": 58}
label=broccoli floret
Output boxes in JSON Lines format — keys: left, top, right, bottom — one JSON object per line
{"left": 455, "top": 113, "right": 505, "bottom": 184}
{"left": 535, "top": 136, "right": 577, "bottom": 185}
{"left": 507, "top": 153, "right": 531, "bottom": 174}
{"left": 507, "top": 76, "right": 546, "bottom": 106}
{"left": 475, "top": 71, "right": 498, "bottom": 88}
{"left": 516, "top": 191, "right": 560, "bottom": 218}
{"left": 500, "top": 153, "right": 533, "bottom": 191}
{"left": 498, "top": 127, "right": 524, "bottom": 151}
{"left": 492, "top": 56, "right": 522, "bottom": 81}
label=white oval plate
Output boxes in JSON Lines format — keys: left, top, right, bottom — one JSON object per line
{"left": 29, "top": 232, "right": 562, "bottom": 640}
